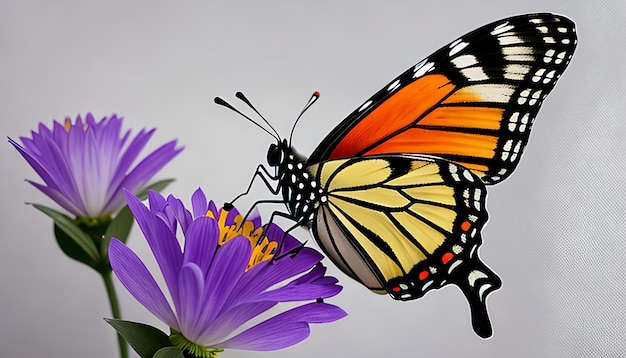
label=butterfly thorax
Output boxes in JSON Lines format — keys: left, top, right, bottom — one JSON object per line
{"left": 267, "top": 139, "right": 322, "bottom": 226}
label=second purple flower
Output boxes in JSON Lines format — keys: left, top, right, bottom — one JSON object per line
{"left": 9, "top": 113, "right": 183, "bottom": 219}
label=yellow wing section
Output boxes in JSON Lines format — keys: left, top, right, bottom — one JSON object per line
{"left": 310, "top": 154, "right": 487, "bottom": 292}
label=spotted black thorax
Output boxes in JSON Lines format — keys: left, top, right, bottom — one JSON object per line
{"left": 267, "top": 139, "right": 321, "bottom": 226}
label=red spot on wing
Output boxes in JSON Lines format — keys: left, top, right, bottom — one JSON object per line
{"left": 418, "top": 270, "right": 429, "bottom": 281}
{"left": 392, "top": 286, "right": 401, "bottom": 292}
{"left": 461, "top": 220, "right": 471, "bottom": 231}
{"left": 442, "top": 252, "right": 454, "bottom": 264}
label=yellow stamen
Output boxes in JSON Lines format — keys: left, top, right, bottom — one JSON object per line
{"left": 64, "top": 117, "right": 72, "bottom": 132}
{"left": 63, "top": 117, "right": 88, "bottom": 132}
{"left": 248, "top": 236, "right": 278, "bottom": 270}
{"left": 208, "top": 207, "right": 276, "bottom": 270}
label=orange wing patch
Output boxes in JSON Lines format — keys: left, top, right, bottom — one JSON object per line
{"left": 328, "top": 74, "right": 456, "bottom": 159}
{"left": 419, "top": 106, "right": 504, "bottom": 130}
{"left": 364, "top": 128, "right": 498, "bottom": 163}
{"left": 326, "top": 74, "right": 516, "bottom": 178}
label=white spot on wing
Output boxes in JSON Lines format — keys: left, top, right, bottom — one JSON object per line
{"left": 449, "top": 41, "right": 469, "bottom": 56}
{"left": 413, "top": 61, "right": 435, "bottom": 78}
{"left": 457, "top": 84, "right": 514, "bottom": 103}
{"left": 451, "top": 54, "right": 478, "bottom": 68}
{"left": 498, "top": 35, "right": 523, "bottom": 45}
{"left": 503, "top": 139, "right": 513, "bottom": 151}
{"left": 468, "top": 270, "right": 488, "bottom": 287}
{"left": 502, "top": 46, "right": 535, "bottom": 62}
{"left": 460, "top": 67, "right": 489, "bottom": 81}
{"left": 358, "top": 100, "right": 372, "bottom": 112}
{"left": 387, "top": 79, "right": 401, "bottom": 92}
{"left": 491, "top": 23, "right": 514, "bottom": 35}
{"left": 544, "top": 49, "right": 556, "bottom": 63}
{"left": 504, "top": 64, "right": 531, "bottom": 81}
{"left": 543, "top": 36, "right": 556, "bottom": 44}
{"left": 449, "top": 38, "right": 462, "bottom": 48}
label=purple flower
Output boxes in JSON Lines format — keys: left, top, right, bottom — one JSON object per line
{"left": 109, "top": 188, "right": 346, "bottom": 356}
{"left": 8, "top": 113, "right": 183, "bottom": 218}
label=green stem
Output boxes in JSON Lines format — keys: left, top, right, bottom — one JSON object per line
{"left": 102, "top": 270, "right": 129, "bottom": 358}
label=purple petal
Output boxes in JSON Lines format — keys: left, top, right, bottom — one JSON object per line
{"left": 27, "top": 181, "right": 85, "bottom": 216}
{"left": 103, "top": 140, "right": 182, "bottom": 214}
{"left": 79, "top": 127, "right": 108, "bottom": 216}
{"left": 148, "top": 191, "right": 178, "bottom": 232}
{"left": 182, "top": 217, "right": 219, "bottom": 274}
{"left": 195, "top": 301, "right": 277, "bottom": 345}
{"left": 240, "top": 263, "right": 341, "bottom": 302}
{"left": 148, "top": 189, "right": 168, "bottom": 212}
{"left": 177, "top": 263, "right": 205, "bottom": 341}
{"left": 39, "top": 134, "right": 82, "bottom": 205}
{"left": 217, "top": 303, "right": 346, "bottom": 351}
{"left": 264, "top": 224, "right": 301, "bottom": 255}
{"left": 255, "top": 281, "right": 343, "bottom": 302}
{"left": 125, "top": 190, "right": 183, "bottom": 307}
{"left": 9, "top": 138, "right": 57, "bottom": 190}
{"left": 207, "top": 201, "right": 219, "bottom": 220}
{"left": 106, "top": 127, "right": 154, "bottom": 197}
{"left": 166, "top": 194, "right": 193, "bottom": 233}
{"left": 196, "top": 236, "right": 251, "bottom": 325}
{"left": 247, "top": 207, "right": 261, "bottom": 229}
{"left": 225, "top": 248, "right": 324, "bottom": 307}
{"left": 109, "top": 238, "right": 178, "bottom": 329}
{"left": 220, "top": 322, "right": 309, "bottom": 351}
{"left": 191, "top": 188, "right": 209, "bottom": 218}
{"left": 117, "top": 140, "right": 182, "bottom": 191}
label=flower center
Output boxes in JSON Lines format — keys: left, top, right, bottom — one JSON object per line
{"left": 169, "top": 329, "right": 224, "bottom": 358}
{"left": 207, "top": 208, "right": 277, "bottom": 270}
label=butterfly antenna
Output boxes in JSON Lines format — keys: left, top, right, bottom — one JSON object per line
{"left": 235, "top": 92, "right": 281, "bottom": 140}
{"left": 289, "top": 91, "right": 320, "bottom": 146}
{"left": 214, "top": 96, "right": 279, "bottom": 141}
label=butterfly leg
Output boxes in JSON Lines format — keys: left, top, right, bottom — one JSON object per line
{"left": 260, "top": 210, "right": 308, "bottom": 260}
{"left": 228, "top": 164, "right": 279, "bottom": 206}
{"left": 235, "top": 199, "right": 286, "bottom": 230}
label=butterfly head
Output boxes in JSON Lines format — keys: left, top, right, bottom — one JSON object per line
{"left": 267, "top": 142, "right": 283, "bottom": 167}
{"left": 267, "top": 139, "right": 307, "bottom": 171}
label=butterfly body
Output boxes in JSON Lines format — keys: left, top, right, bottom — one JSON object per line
{"left": 219, "top": 12, "right": 577, "bottom": 339}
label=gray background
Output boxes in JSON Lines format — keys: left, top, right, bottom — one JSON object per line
{"left": 1, "top": 1, "right": 624, "bottom": 357}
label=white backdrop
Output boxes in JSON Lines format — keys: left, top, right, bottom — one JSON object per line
{"left": 1, "top": 1, "right": 624, "bottom": 357}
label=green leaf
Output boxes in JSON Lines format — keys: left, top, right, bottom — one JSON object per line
{"left": 101, "top": 178, "right": 175, "bottom": 257}
{"left": 153, "top": 347, "right": 185, "bottom": 358}
{"left": 54, "top": 223, "right": 99, "bottom": 270}
{"left": 136, "top": 178, "right": 175, "bottom": 200}
{"left": 103, "top": 205, "right": 134, "bottom": 254}
{"left": 105, "top": 319, "right": 173, "bottom": 358}
{"left": 32, "top": 204, "right": 100, "bottom": 266}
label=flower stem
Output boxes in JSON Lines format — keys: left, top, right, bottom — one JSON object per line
{"left": 102, "top": 270, "right": 129, "bottom": 358}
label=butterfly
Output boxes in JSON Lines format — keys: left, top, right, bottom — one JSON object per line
{"left": 215, "top": 13, "right": 577, "bottom": 338}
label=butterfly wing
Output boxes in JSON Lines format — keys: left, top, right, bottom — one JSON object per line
{"left": 308, "top": 13, "right": 577, "bottom": 184}
{"left": 308, "top": 154, "right": 501, "bottom": 337}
